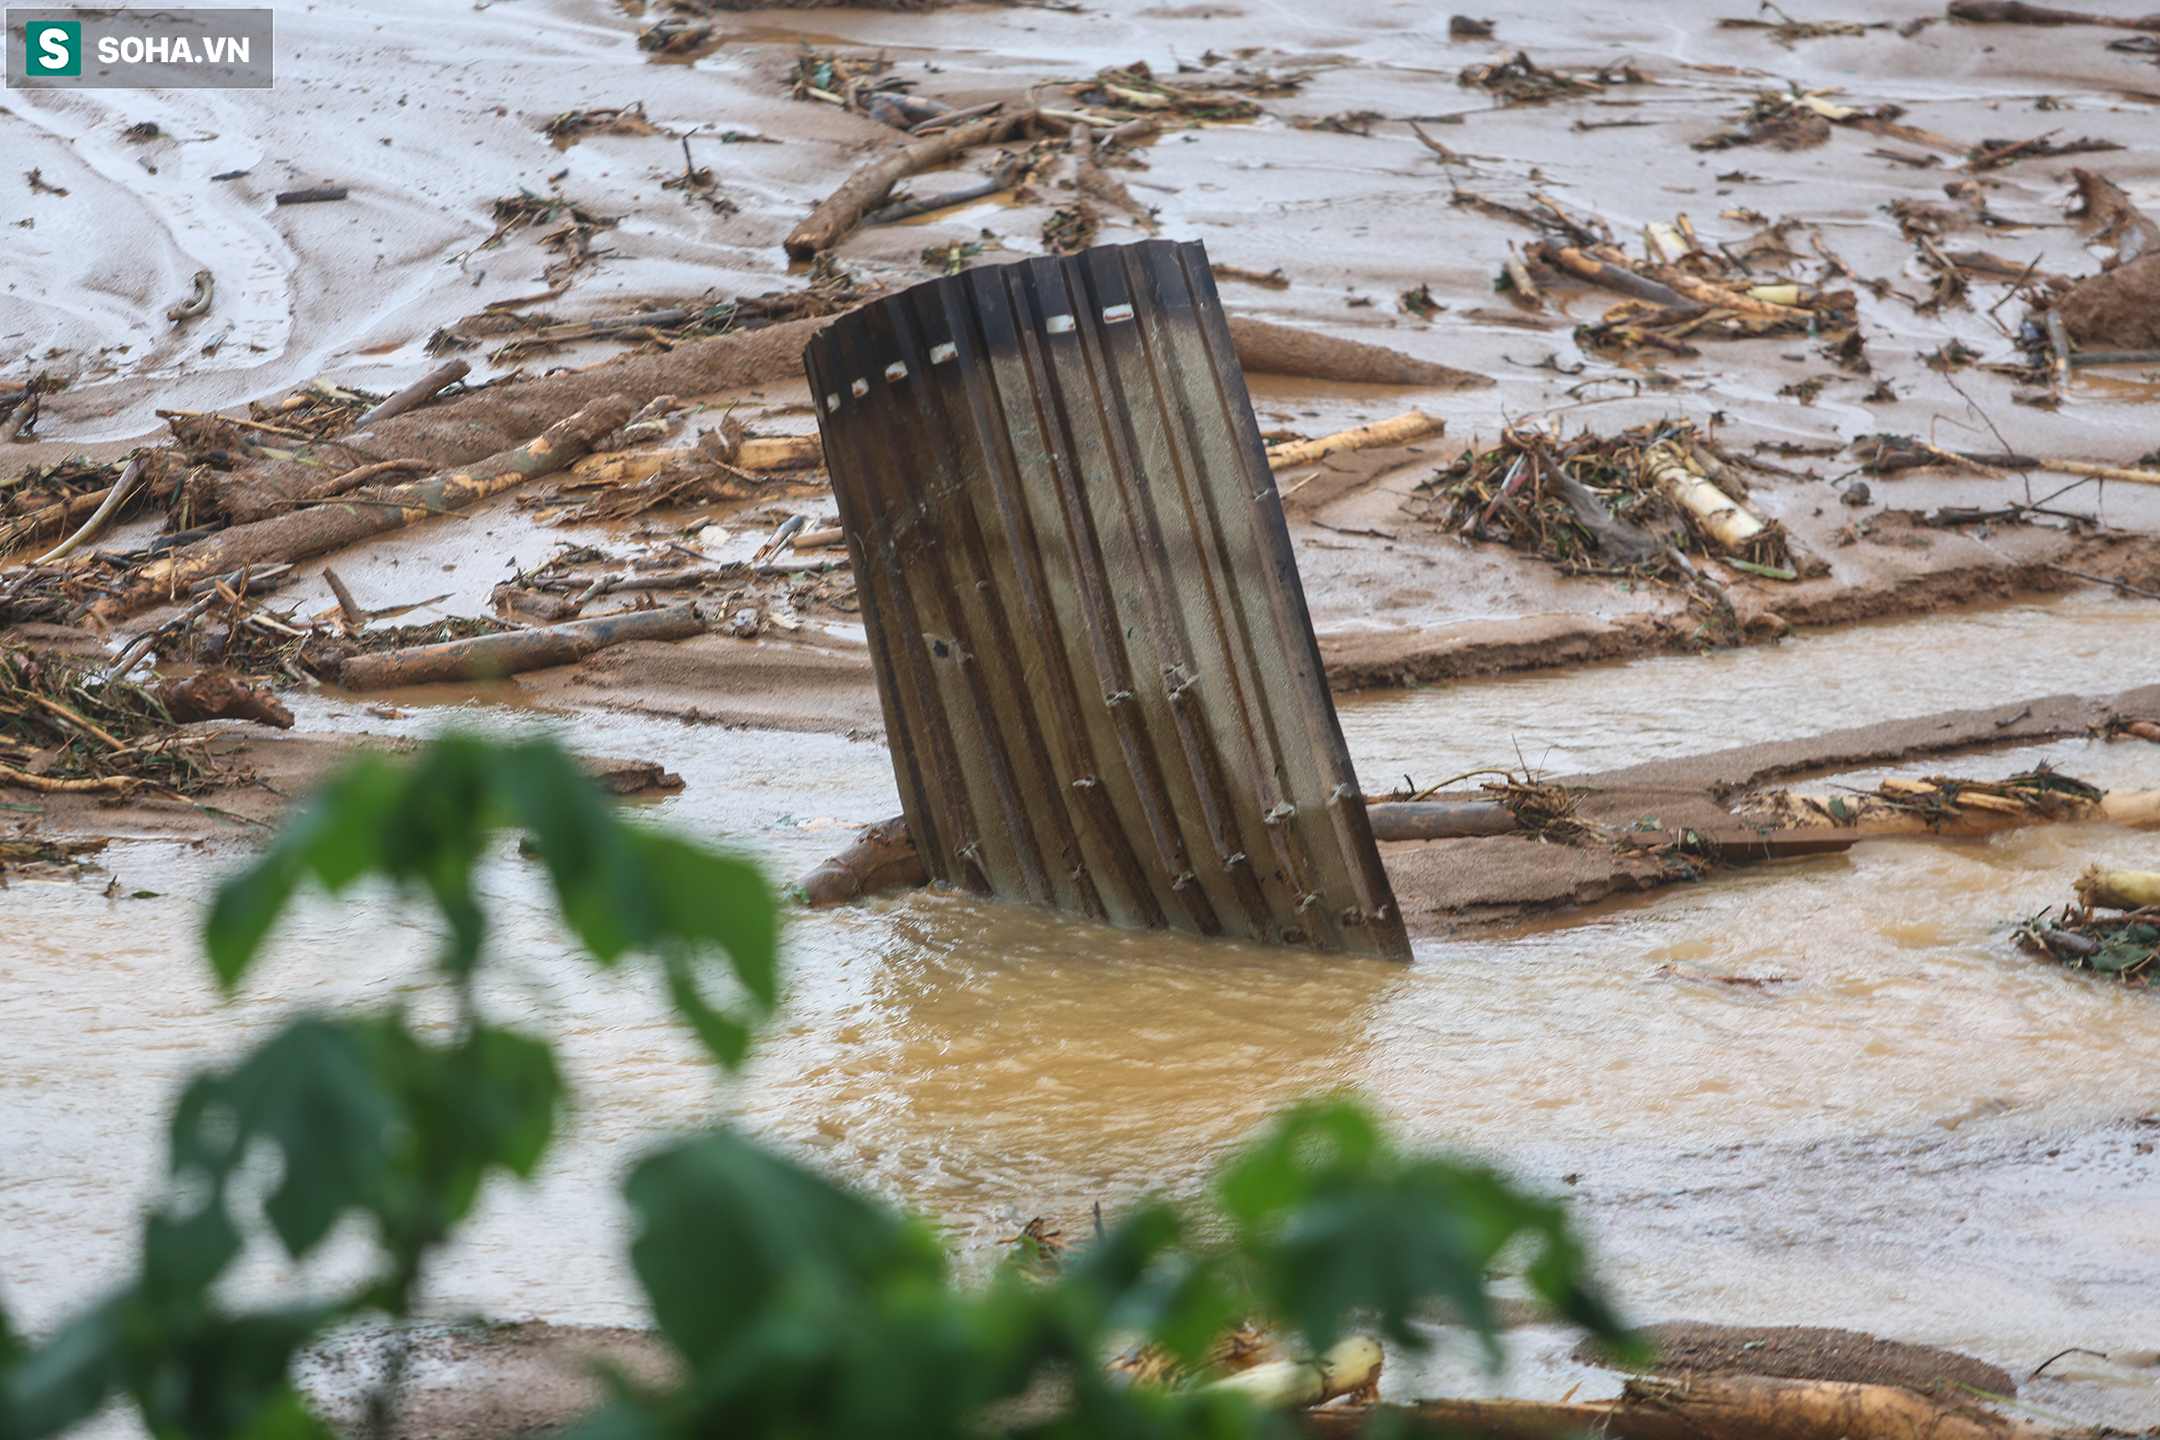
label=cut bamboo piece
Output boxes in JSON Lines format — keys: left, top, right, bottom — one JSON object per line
{"left": 1266, "top": 410, "right": 1443, "bottom": 470}
{"left": 2075, "top": 865, "right": 2160, "bottom": 911}
{"left": 1201, "top": 1336, "right": 1381, "bottom": 1410}
{"left": 1643, "top": 444, "right": 1766, "bottom": 552}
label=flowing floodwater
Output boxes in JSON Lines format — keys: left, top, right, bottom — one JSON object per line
{"left": 6, "top": 595, "right": 2160, "bottom": 1423}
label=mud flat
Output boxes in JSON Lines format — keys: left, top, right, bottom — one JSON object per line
{"left": 5, "top": 0, "right": 2160, "bottom": 1434}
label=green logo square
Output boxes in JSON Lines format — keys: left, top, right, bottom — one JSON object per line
{"left": 25, "top": 19, "right": 81, "bottom": 75}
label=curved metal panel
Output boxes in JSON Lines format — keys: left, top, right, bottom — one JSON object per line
{"left": 805, "top": 239, "right": 1408, "bottom": 959}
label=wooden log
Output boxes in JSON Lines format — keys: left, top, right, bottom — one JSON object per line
{"left": 1948, "top": 0, "right": 2160, "bottom": 27}
{"left": 95, "top": 396, "right": 635, "bottom": 624}
{"left": 1305, "top": 1375, "right": 2065, "bottom": 1440}
{"left": 796, "top": 814, "right": 928, "bottom": 906}
{"left": 1535, "top": 240, "right": 1699, "bottom": 311}
{"left": 338, "top": 603, "right": 703, "bottom": 687}
{"left": 1225, "top": 316, "right": 1490, "bottom": 388}
{"left": 785, "top": 112, "right": 1016, "bottom": 260}
{"left": 153, "top": 667, "right": 294, "bottom": 728}
{"left": 354, "top": 359, "right": 470, "bottom": 427}
{"left": 1366, "top": 801, "right": 1519, "bottom": 840}
{"left": 1266, "top": 411, "right": 1443, "bottom": 469}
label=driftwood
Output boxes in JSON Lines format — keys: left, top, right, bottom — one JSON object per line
{"left": 0, "top": 764, "right": 144, "bottom": 795}
{"left": 1225, "top": 316, "right": 1490, "bottom": 388}
{"left": 1948, "top": 0, "right": 2160, "bottom": 27}
{"left": 796, "top": 814, "right": 929, "bottom": 906}
{"left": 785, "top": 112, "right": 1020, "bottom": 260}
{"left": 1305, "top": 1375, "right": 2065, "bottom": 1440}
{"left": 212, "top": 318, "right": 832, "bottom": 523}
{"left": 1536, "top": 240, "right": 1699, "bottom": 311}
{"left": 153, "top": 667, "right": 294, "bottom": 728}
{"left": 1266, "top": 411, "right": 1444, "bottom": 469}
{"left": 338, "top": 603, "right": 703, "bottom": 687}
{"left": 96, "top": 396, "right": 636, "bottom": 624}
{"left": 353, "top": 359, "right": 470, "bottom": 427}
{"left": 1365, "top": 801, "right": 1519, "bottom": 840}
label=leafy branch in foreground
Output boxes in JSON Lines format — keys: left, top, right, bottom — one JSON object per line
{"left": 0, "top": 735, "right": 1628, "bottom": 1440}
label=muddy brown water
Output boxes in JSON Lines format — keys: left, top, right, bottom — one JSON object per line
{"left": 6, "top": 594, "right": 2159, "bottom": 1425}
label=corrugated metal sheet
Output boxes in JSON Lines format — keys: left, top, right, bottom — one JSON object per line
{"left": 805, "top": 239, "right": 1409, "bottom": 960}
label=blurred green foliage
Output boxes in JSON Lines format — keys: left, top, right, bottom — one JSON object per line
{"left": 0, "top": 735, "right": 1625, "bottom": 1440}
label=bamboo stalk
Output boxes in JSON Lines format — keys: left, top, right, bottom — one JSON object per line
{"left": 1643, "top": 444, "right": 1766, "bottom": 552}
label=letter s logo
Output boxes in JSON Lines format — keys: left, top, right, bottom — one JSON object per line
{"left": 38, "top": 29, "right": 70, "bottom": 67}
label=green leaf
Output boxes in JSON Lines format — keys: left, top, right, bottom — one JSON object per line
{"left": 623, "top": 1132, "right": 937, "bottom": 1371}
{"left": 1216, "top": 1101, "right": 1628, "bottom": 1359}
{"left": 182, "top": 1020, "right": 399, "bottom": 1256}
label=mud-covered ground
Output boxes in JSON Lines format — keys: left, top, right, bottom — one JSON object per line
{"left": 5, "top": 0, "right": 2160, "bottom": 1434}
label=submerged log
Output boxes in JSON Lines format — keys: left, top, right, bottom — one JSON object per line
{"left": 1305, "top": 1375, "right": 2065, "bottom": 1440}
{"left": 796, "top": 814, "right": 929, "bottom": 906}
{"left": 96, "top": 396, "right": 636, "bottom": 624}
{"left": 153, "top": 668, "right": 294, "bottom": 728}
{"left": 338, "top": 604, "right": 704, "bottom": 688}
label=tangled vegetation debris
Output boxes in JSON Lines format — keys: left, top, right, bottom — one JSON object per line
{"left": 2017, "top": 903, "right": 2158, "bottom": 984}
{"left": 1409, "top": 421, "right": 1798, "bottom": 584}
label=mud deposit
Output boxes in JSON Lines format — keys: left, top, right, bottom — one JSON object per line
{"left": 5, "top": 0, "right": 2160, "bottom": 1434}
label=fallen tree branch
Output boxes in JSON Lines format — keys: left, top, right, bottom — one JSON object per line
{"left": 353, "top": 359, "right": 469, "bottom": 427}
{"left": 0, "top": 763, "right": 143, "bottom": 794}
{"left": 95, "top": 396, "right": 637, "bottom": 624}
{"left": 337, "top": 603, "right": 703, "bottom": 687}
{"left": 1266, "top": 410, "right": 1444, "bottom": 469}
{"left": 785, "top": 111, "right": 1018, "bottom": 260}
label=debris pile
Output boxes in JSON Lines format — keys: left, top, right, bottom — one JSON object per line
{"left": 1409, "top": 422, "right": 1800, "bottom": 589}
{"left": 2018, "top": 865, "right": 2160, "bottom": 985}
{"left": 1739, "top": 764, "right": 2116, "bottom": 834}
{"left": 0, "top": 649, "right": 285, "bottom": 795}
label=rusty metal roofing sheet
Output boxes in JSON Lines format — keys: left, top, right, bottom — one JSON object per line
{"left": 804, "top": 239, "right": 1409, "bottom": 960}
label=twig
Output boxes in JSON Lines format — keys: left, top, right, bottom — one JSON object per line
{"left": 2047, "top": 564, "right": 2160, "bottom": 599}
{"left": 323, "top": 567, "right": 365, "bottom": 632}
